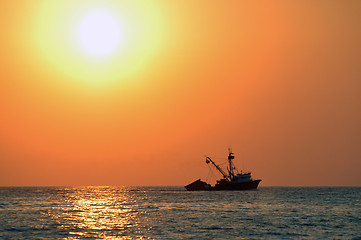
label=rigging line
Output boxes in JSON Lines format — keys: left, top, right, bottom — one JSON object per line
{"left": 218, "top": 162, "right": 229, "bottom": 168}
{"left": 205, "top": 164, "right": 214, "bottom": 182}
{"left": 205, "top": 165, "right": 211, "bottom": 182}
{"left": 212, "top": 158, "right": 228, "bottom": 161}
{"left": 207, "top": 163, "right": 219, "bottom": 183}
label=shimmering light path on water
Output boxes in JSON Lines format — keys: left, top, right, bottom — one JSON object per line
{"left": 0, "top": 187, "right": 360, "bottom": 239}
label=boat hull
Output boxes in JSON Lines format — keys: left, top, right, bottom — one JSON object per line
{"left": 213, "top": 179, "right": 261, "bottom": 191}
{"left": 185, "top": 179, "right": 261, "bottom": 191}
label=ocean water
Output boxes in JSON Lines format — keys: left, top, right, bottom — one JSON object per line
{"left": 0, "top": 187, "right": 360, "bottom": 239}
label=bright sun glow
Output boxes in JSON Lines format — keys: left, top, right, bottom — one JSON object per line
{"left": 32, "top": 1, "right": 164, "bottom": 86}
{"left": 76, "top": 10, "right": 124, "bottom": 57}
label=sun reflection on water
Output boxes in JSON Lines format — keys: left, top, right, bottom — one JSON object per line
{"left": 52, "top": 186, "right": 143, "bottom": 239}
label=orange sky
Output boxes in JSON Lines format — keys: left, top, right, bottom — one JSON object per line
{"left": 1, "top": 1, "right": 361, "bottom": 186}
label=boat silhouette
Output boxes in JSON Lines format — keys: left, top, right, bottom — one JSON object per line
{"left": 185, "top": 150, "right": 261, "bottom": 191}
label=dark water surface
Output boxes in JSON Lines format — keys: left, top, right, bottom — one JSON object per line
{"left": 0, "top": 186, "right": 360, "bottom": 239}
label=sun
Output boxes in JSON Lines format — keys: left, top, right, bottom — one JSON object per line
{"left": 76, "top": 10, "right": 125, "bottom": 57}
{"left": 32, "top": 1, "right": 164, "bottom": 85}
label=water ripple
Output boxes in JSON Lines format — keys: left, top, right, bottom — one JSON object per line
{"left": 0, "top": 186, "right": 360, "bottom": 239}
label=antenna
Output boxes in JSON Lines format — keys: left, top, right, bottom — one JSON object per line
{"left": 228, "top": 147, "right": 232, "bottom": 154}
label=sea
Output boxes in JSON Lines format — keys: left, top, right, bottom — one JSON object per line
{"left": 0, "top": 187, "right": 360, "bottom": 239}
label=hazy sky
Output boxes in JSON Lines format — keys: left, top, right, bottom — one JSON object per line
{"left": 1, "top": 1, "right": 360, "bottom": 186}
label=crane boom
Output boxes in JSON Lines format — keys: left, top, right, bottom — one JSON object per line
{"left": 205, "top": 156, "right": 230, "bottom": 181}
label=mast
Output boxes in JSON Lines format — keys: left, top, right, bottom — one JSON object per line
{"left": 205, "top": 156, "right": 230, "bottom": 181}
{"left": 228, "top": 149, "right": 235, "bottom": 180}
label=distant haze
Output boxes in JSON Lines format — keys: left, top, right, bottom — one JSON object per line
{"left": 1, "top": 1, "right": 360, "bottom": 186}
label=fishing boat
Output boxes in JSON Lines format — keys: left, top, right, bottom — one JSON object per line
{"left": 185, "top": 150, "right": 261, "bottom": 191}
